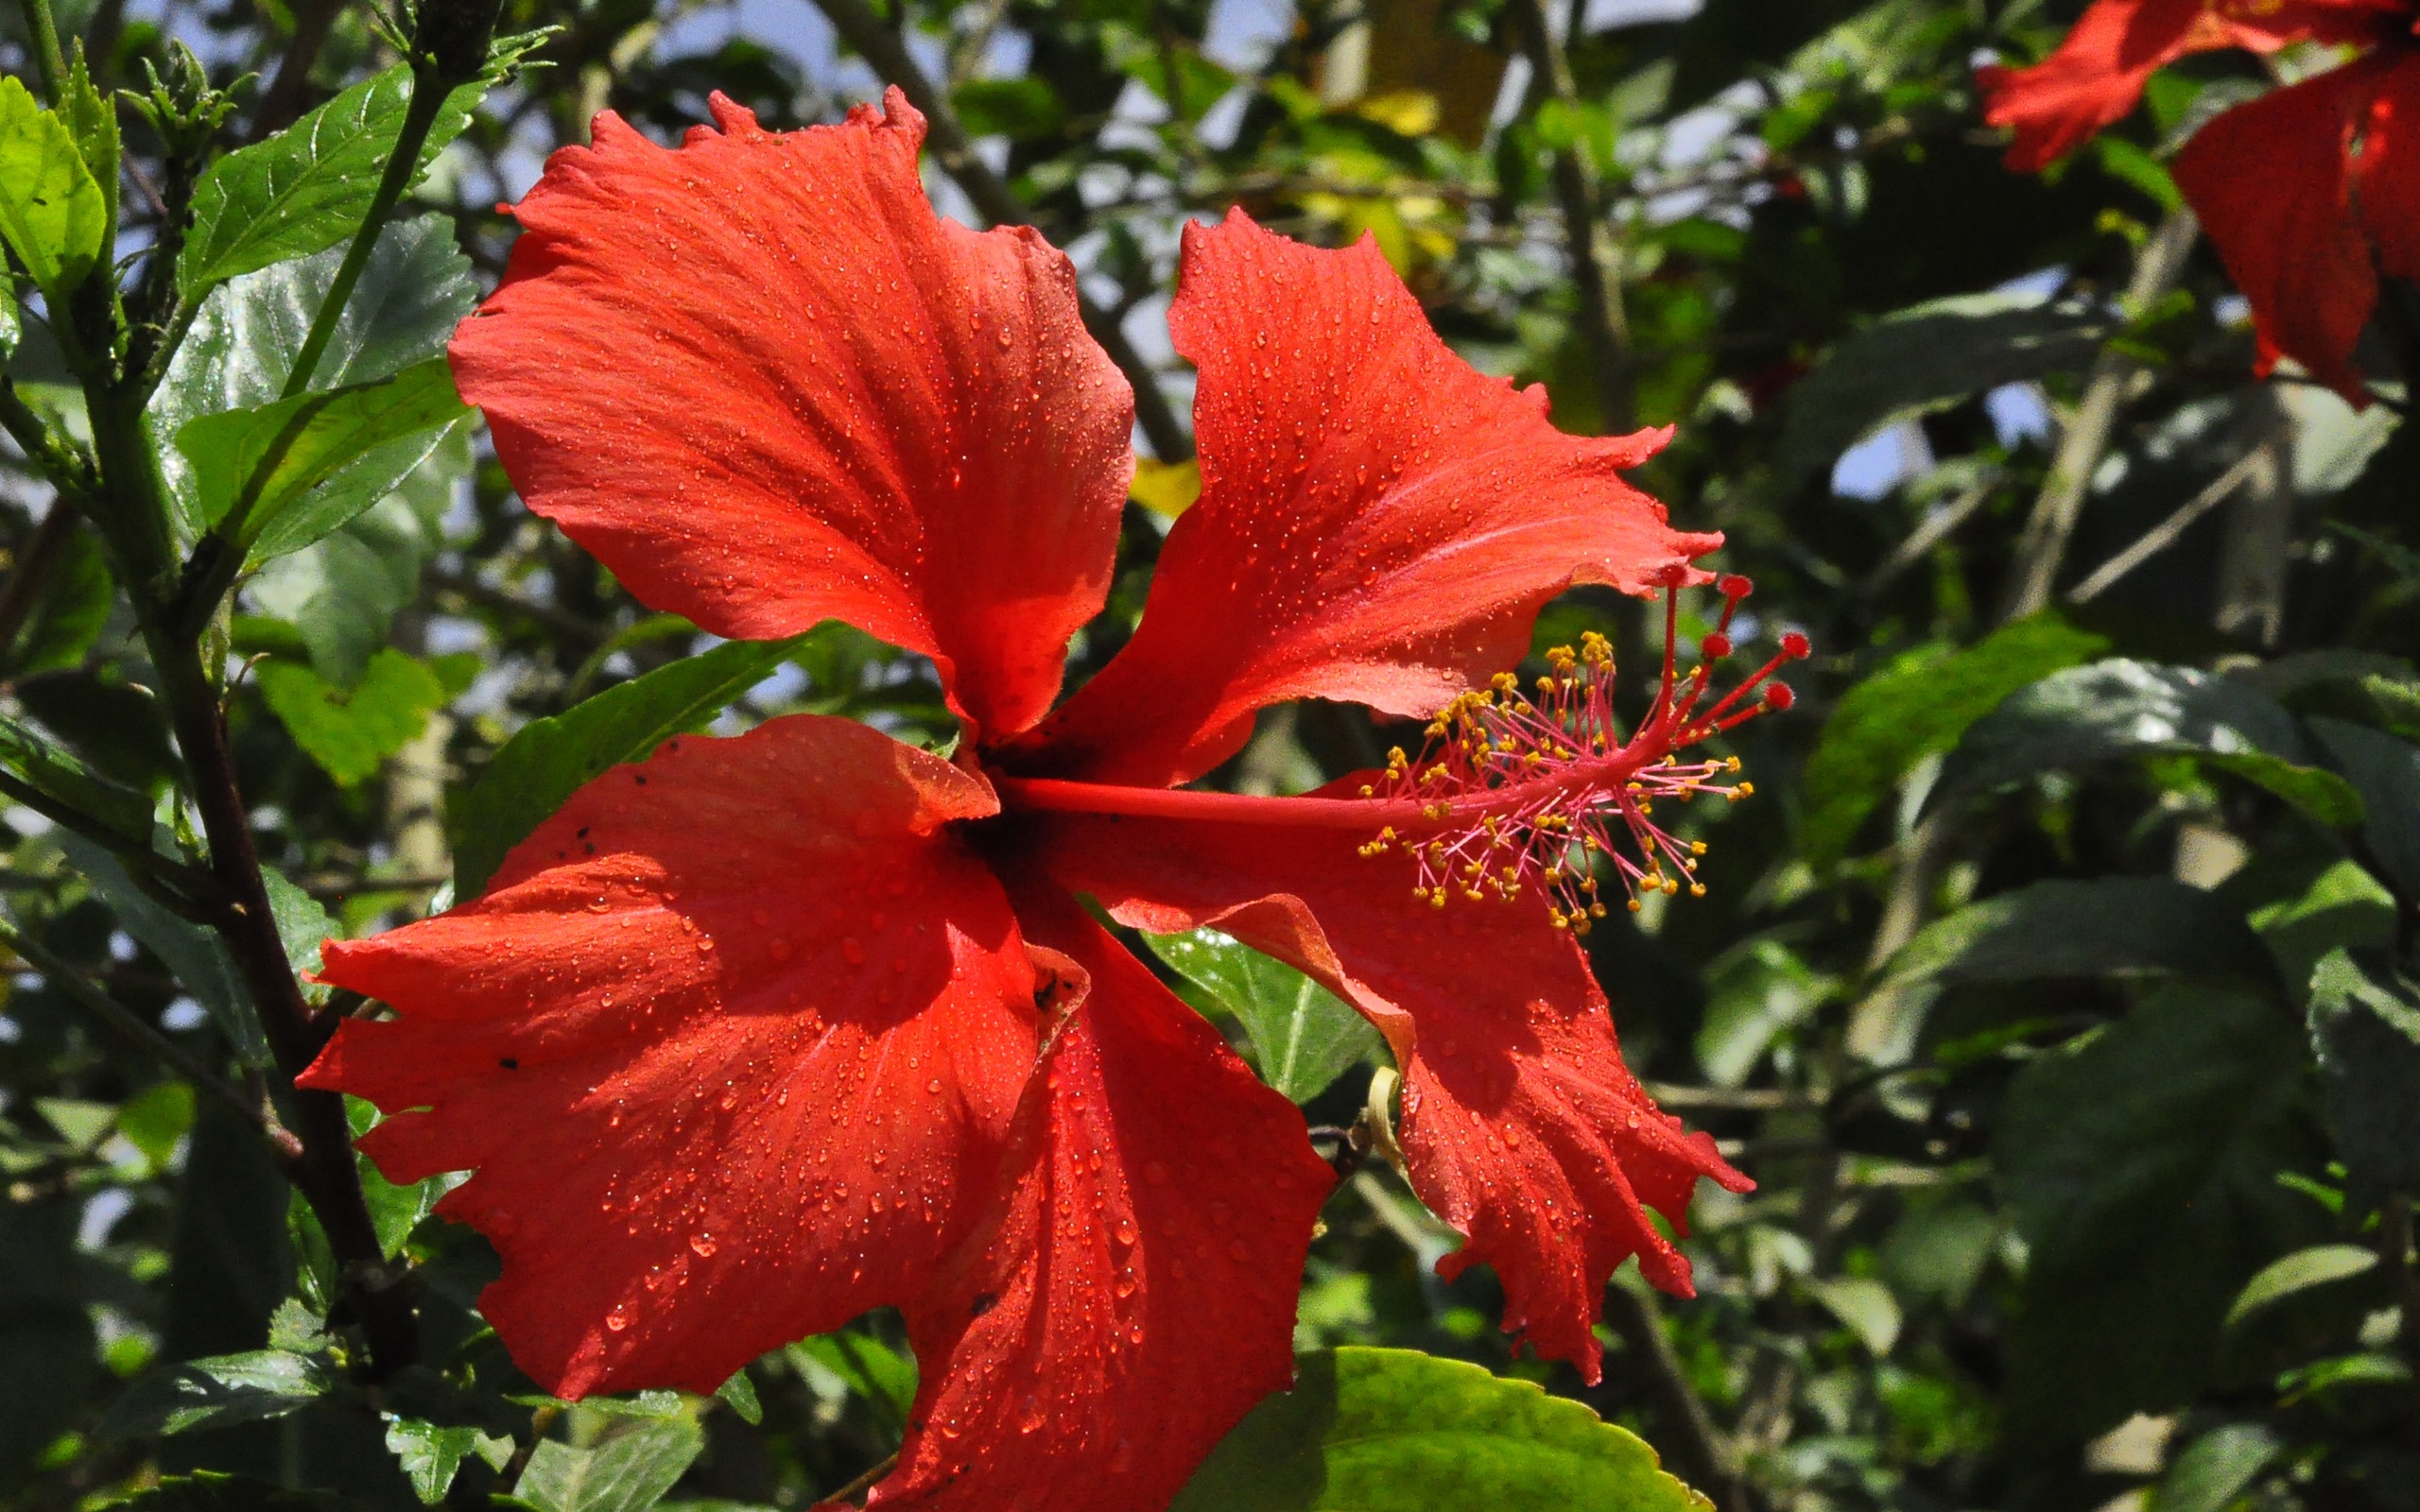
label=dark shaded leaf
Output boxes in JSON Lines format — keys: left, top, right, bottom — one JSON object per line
{"left": 517, "top": 1417, "right": 704, "bottom": 1512}
{"left": 102, "top": 1350, "right": 330, "bottom": 1437}
{"left": 1996, "top": 988, "right": 2325, "bottom": 1442}
{"left": 2310, "top": 717, "right": 2420, "bottom": 898}
{"left": 2308, "top": 949, "right": 2420, "bottom": 1195}
{"left": 1800, "top": 613, "right": 2109, "bottom": 866}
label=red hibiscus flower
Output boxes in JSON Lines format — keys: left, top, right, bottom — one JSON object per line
{"left": 1979, "top": 0, "right": 2420, "bottom": 401}
{"left": 301, "top": 91, "right": 1776, "bottom": 1511}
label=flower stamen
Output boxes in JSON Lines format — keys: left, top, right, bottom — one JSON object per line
{"left": 1363, "top": 576, "right": 1806, "bottom": 933}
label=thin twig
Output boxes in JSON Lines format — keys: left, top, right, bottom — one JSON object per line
{"left": 2066, "top": 447, "right": 2265, "bottom": 605}
{"left": 245, "top": 0, "right": 344, "bottom": 142}
{"left": 1601, "top": 1285, "right": 1754, "bottom": 1512}
{"left": 824, "top": 1452, "right": 901, "bottom": 1507}
{"left": 0, "top": 911, "right": 302, "bottom": 1158}
{"left": 2000, "top": 207, "right": 2199, "bottom": 618}
{"left": 1858, "top": 476, "right": 1996, "bottom": 599}
{"left": 806, "top": 0, "right": 1194, "bottom": 462}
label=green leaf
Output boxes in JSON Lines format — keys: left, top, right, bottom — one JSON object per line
{"left": 2201, "top": 750, "right": 2366, "bottom": 831}
{"left": 174, "top": 359, "right": 467, "bottom": 558}
{"left": 346, "top": 1097, "right": 456, "bottom": 1258}
{"left": 1932, "top": 659, "right": 2314, "bottom": 810}
{"left": 448, "top": 634, "right": 814, "bottom": 895}
{"left": 102, "top": 1350, "right": 330, "bottom": 1437}
{"left": 263, "top": 863, "right": 333, "bottom": 992}
{"left": 713, "top": 1370, "right": 761, "bottom": 1426}
{"left": 0, "top": 710, "right": 157, "bottom": 842}
{"left": 1878, "top": 876, "right": 2271, "bottom": 989}
{"left": 257, "top": 648, "right": 450, "bottom": 786}
{"left": 1141, "top": 929, "right": 1383, "bottom": 1102}
{"left": 1808, "top": 1276, "right": 1902, "bottom": 1356}
{"left": 0, "top": 273, "right": 17, "bottom": 361}
{"left": 787, "top": 1331, "right": 916, "bottom": 1428}
{"left": 1695, "top": 936, "right": 1838, "bottom": 1086}
{"left": 1800, "top": 613, "right": 2110, "bottom": 865}
{"left": 0, "top": 1195, "right": 96, "bottom": 1481}
{"left": 5, "top": 519, "right": 111, "bottom": 677}
{"left": 1172, "top": 1347, "right": 1708, "bottom": 1512}
{"left": 178, "top": 48, "right": 507, "bottom": 297}
{"left": 2310, "top": 717, "right": 2420, "bottom": 899}
{"left": 953, "top": 77, "right": 1065, "bottom": 140}
{"left": 517, "top": 1416, "right": 705, "bottom": 1512}
{"left": 0, "top": 75, "right": 108, "bottom": 299}
{"left": 118, "top": 1080, "right": 197, "bottom": 1172}
{"left": 1775, "top": 288, "right": 2108, "bottom": 485}
{"left": 2250, "top": 859, "right": 2397, "bottom": 1000}
{"left": 60, "top": 44, "right": 117, "bottom": 229}
{"left": 58, "top": 833, "right": 272, "bottom": 1066}
{"left": 2152, "top": 1423, "right": 2282, "bottom": 1512}
{"left": 384, "top": 1417, "right": 510, "bottom": 1505}
{"left": 245, "top": 425, "right": 465, "bottom": 684}
{"left": 2308, "top": 949, "right": 2420, "bottom": 1194}
{"left": 1996, "top": 988, "right": 2325, "bottom": 1443}
{"left": 153, "top": 215, "right": 477, "bottom": 541}
{"left": 2222, "top": 1243, "right": 2378, "bottom": 1329}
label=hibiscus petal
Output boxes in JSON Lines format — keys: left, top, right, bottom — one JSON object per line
{"left": 872, "top": 879, "right": 1332, "bottom": 1512}
{"left": 1979, "top": 0, "right": 2392, "bottom": 171}
{"left": 2353, "top": 54, "right": 2420, "bottom": 284}
{"left": 1010, "top": 211, "right": 1717, "bottom": 788}
{"left": 1025, "top": 803, "right": 1749, "bottom": 1383}
{"left": 450, "top": 90, "right": 1133, "bottom": 744}
{"left": 301, "top": 715, "right": 1040, "bottom": 1398}
{"left": 2174, "top": 62, "right": 2380, "bottom": 402}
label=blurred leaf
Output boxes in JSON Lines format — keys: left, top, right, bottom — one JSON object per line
{"left": 118, "top": 1080, "right": 198, "bottom": 1171}
{"left": 178, "top": 33, "right": 547, "bottom": 296}
{"left": 102, "top": 1350, "right": 330, "bottom": 1437}
{"left": 58, "top": 48, "right": 117, "bottom": 234}
{"left": 447, "top": 635, "right": 812, "bottom": 895}
{"left": 1809, "top": 1277, "right": 1901, "bottom": 1356}
{"left": 1695, "top": 936, "right": 1836, "bottom": 1086}
{"left": 384, "top": 1417, "right": 510, "bottom": 1505}
{"left": 1996, "top": 988, "right": 2325, "bottom": 1443}
{"left": 1172, "top": 1347, "right": 1706, "bottom": 1511}
{"left": 1931, "top": 659, "right": 2312, "bottom": 810}
{"left": 2152, "top": 1423, "right": 2281, "bottom": 1512}
{"left": 1143, "top": 929, "right": 1383, "bottom": 1102}
{"left": 0, "top": 76, "right": 107, "bottom": 298}
{"left": 154, "top": 215, "right": 477, "bottom": 541}
{"left": 2222, "top": 1244, "right": 2377, "bottom": 1329}
{"left": 2201, "top": 750, "right": 2365, "bottom": 831}
{"left": 2310, "top": 717, "right": 2420, "bottom": 898}
{"left": 257, "top": 648, "right": 449, "bottom": 786}
{"left": 97, "top": 1470, "right": 384, "bottom": 1510}
{"left": 1775, "top": 288, "right": 2107, "bottom": 485}
{"left": 0, "top": 1195, "right": 95, "bottom": 1482}
{"left": 2250, "top": 859, "right": 2396, "bottom": 1000}
{"left": 5, "top": 522, "right": 110, "bottom": 678}
{"left": 59, "top": 833, "right": 270, "bottom": 1065}
{"left": 1801, "top": 613, "right": 2110, "bottom": 865}
{"left": 0, "top": 712, "right": 159, "bottom": 843}
{"left": 2308, "top": 949, "right": 2420, "bottom": 1194}
{"left": 175, "top": 360, "right": 467, "bottom": 558}
{"left": 518, "top": 1417, "right": 704, "bottom": 1512}
{"left": 953, "top": 77, "right": 1064, "bottom": 140}
{"left": 35, "top": 1095, "right": 112, "bottom": 1149}
{"left": 788, "top": 1331, "right": 916, "bottom": 1429}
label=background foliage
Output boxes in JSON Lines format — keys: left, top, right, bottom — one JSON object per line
{"left": 3, "top": 0, "right": 2418, "bottom": 1508}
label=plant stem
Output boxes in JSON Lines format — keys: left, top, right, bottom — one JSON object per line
{"left": 824, "top": 1452, "right": 901, "bottom": 1506}
{"left": 1601, "top": 1284, "right": 1754, "bottom": 1512}
{"left": 15, "top": 0, "right": 67, "bottom": 100}
{"left": 277, "top": 69, "right": 449, "bottom": 402}
{"left": 2000, "top": 207, "right": 2198, "bottom": 619}
{"left": 0, "top": 377, "right": 100, "bottom": 503}
{"left": 0, "top": 911, "right": 302, "bottom": 1159}
{"left": 807, "top": 0, "right": 1195, "bottom": 462}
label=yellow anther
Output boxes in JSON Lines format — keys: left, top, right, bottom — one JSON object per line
{"left": 1690, "top": 841, "right": 1707, "bottom": 856}
{"left": 1590, "top": 902, "right": 1608, "bottom": 918}
{"left": 1737, "top": 781, "right": 1754, "bottom": 797}
{"left": 1358, "top": 784, "right": 1374, "bottom": 798}
{"left": 1492, "top": 672, "right": 1519, "bottom": 694}
{"left": 1627, "top": 899, "right": 1643, "bottom": 913}
{"left": 1689, "top": 884, "right": 1706, "bottom": 897}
